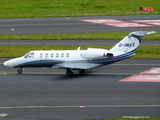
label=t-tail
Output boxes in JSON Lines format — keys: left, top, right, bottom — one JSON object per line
{"left": 109, "top": 31, "right": 156, "bottom": 53}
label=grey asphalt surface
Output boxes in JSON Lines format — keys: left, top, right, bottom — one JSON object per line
{"left": 0, "top": 40, "right": 160, "bottom": 46}
{"left": 0, "top": 58, "right": 160, "bottom": 120}
{"left": 0, "top": 15, "right": 160, "bottom": 120}
{"left": 0, "top": 15, "right": 160, "bottom": 35}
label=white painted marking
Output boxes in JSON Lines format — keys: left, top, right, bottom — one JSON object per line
{"left": 107, "top": 22, "right": 151, "bottom": 27}
{"left": 119, "top": 75, "right": 160, "bottom": 82}
{"left": 0, "top": 72, "right": 8, "bottom": 75}
{"left": 11, "top": 28, "right": 15, "bottom": 32}
{"left": 122, "top": 116, "right": 150, "bottom": 118}
{"left": 141, "top": 68, "right": 160, "bottom": 74}
{"left": 0, "top": 114, "right": 8, "bottom": 118}
{"left": 132, "top": 20, "right": 160, "bottom": 26}
{"left": 80, "top": 19, "right": 153, "bottom": 27}
{"left": 112, "top": 64, "right": 160, "bottom": 66}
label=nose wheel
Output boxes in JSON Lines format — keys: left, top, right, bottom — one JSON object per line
{"left": 17, "top": 68, "right": 23, "bottom": 74}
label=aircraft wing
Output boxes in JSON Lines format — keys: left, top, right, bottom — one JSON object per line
{"left": 52, "top": 62, "right": 102, "bottom": 70}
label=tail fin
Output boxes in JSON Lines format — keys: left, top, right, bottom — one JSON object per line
{"left": 109, "top": 31, "right": 156, "bottom": 53}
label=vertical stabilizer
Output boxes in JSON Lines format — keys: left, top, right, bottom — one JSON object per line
{"left": 109, "top": 31, "right": 156, "bottom": 53}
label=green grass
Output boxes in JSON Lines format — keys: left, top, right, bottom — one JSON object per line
{"left": 0, "top": 32, "right": 159, "bottom": 40}
{"left": 133, "top": 46, "right": 160, "bottom": 59}
{"left": 0, "top": 45, "right": 160, "bottom": 59}
{"left": 0, "top": 0, "right": 159, "bottom": 59}
{"left": 0, "top": 0, "right": 160, "bottom": 18}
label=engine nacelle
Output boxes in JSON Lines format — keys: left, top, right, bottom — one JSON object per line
{"left": 81, "top": 48, "right": 107, "bottom": 59}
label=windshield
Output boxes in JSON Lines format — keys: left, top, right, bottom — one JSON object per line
{"left": 23, "top": 52, "right": 30, "bottom": 58}
{"left": 28, "top": 52, "right": 34, "bottom": 58}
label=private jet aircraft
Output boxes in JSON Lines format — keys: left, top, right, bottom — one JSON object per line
{"left": 4, "top": 31, "right": 156, "bottom": 76}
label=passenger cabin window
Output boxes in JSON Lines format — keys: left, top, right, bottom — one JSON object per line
{"left": 51, "top": 53, "right": 54, "bottom": 58}
{"left": 40, "top": 53, "right": 43, "bottom": 58}
{"left": 61, "top": 53, "right": 64, "bottom": 57}
{"left": 45, "top": 53, "right": 48, "bottom": 58}
{"left": 56, "top": 53, "right": 59, "bottom": 57}
{"left": 28, "top": 52, "right": 34, "bottom": 58}
{"left": 66, "top": 53, "right": 69, "bottom": 57}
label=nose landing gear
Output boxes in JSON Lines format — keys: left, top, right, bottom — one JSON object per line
{"left": 17, "top": 68, "right": 23, "bottom": 74}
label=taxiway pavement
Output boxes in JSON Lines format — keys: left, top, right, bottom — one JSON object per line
{"left": 0, "top": 15, "right": 160, "bottom": 35}
{"left": 0, "top": 58, "right": 160, "bottom": 120}
{"left": 0, "top": 15, "right": 160, "bottom": 119}
{"left": 0, "top": 40, "right": 160, "bottom": 46}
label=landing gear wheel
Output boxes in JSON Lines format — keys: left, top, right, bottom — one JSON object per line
{"left": 80, "top": 69, "right": 85, "bottom": 74}
{"left": 66, "top": 69, "right": 73, "bottom": 77}
{"left": 17, "top": 69, "right": 22, "bottom": 75}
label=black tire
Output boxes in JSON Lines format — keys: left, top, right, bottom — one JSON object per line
{"left": 17, "top": 69, "right": 22, "bottom": 74}
{"left": 80, "top": 69, "right": 85, "bottom": 74}
{"left": 66, "top": 69, "right": 73, "bottom": 77}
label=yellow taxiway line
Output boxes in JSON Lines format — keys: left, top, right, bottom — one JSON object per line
{"left": 0, "top": 72, "right": 136, "bottom": 75}
{"left": 0, "top": 105, "right": 160, "bottom": 110}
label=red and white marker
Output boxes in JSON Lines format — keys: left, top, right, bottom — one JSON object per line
{"left": 80, "top": 105, "right": 84, "bottom": 109}
{"left": 11, "top": 28, "right": 15, "bottom": 32}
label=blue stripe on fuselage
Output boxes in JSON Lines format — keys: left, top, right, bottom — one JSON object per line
{"left": 15, "top": 60, "right": 61, "bottom": 67}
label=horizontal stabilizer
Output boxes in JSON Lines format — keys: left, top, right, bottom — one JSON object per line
{"left": 129, "top": 31, "right": 156, "bottom": 37}
{"left": 146, "top": 31, "right": 157, "bottom": 35}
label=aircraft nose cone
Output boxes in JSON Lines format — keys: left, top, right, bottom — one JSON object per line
{"left": 3, "top": 61, "right": 10, "bottom": 67}
{"left": 3, "top": 60, "right": 14, "bottom": 67}
{"left": 3, "top": 58, "right": 22, "bottom": 67}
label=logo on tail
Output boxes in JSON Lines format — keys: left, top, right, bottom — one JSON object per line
{"left": 119, "top": 43, "right": 135, "bottom": 47}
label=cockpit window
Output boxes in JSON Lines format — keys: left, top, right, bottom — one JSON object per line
{"left": 28, "top": 52, "right": 34, "bottom": 58}
{"left": 23, "top": 52, "right": 30, "bottom": 59}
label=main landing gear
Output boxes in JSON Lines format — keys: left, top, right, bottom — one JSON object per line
{"left": 66, "top": 69, "right": 73, "bottom": 77}
{"left": 66, "top": 69, "right": 85, "bottom": 77}
{"left": 17, "top": 68, "right": 23, "bottom": 74}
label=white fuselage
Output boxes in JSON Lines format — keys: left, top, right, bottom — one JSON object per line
{"left": 3, "top": 48, "right": 134, "bottom": 70}
{"left": 4, "top": 31, "right": 156, "bottom": 76}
